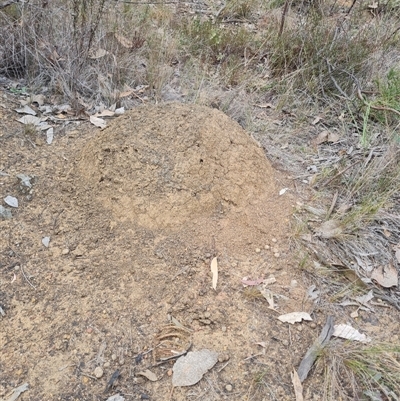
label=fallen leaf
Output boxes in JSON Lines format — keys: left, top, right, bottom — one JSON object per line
{"left": 15, "top": 105, "right": 36, "bottom": 115}
{"left": 333, "top": 324, "right": 371, "bottom": 343}
{"left": 17, "top": 115, "right": 41, "bottom": 125}
{"left": 259, "top": 287, "right": 275, "bottom": 310}
{"left": 89, "top": 48, "right": 108, "bottom": 59}
{"left": 256, "top": 342, "right": 267, "bottom": 348}
{"left": 95, "top": 110, "right": 115, "bottom": 117}
{"left": 137, "top": 369, "right": 157, "bottom": 382}
{"left": 241, "top": 277, "right": 264, "bottom": 286}
{"left": 4, "top": 195, "right": 18, "bottom": 208}
{"left": 327, "top": 132, "right": 340, "bottom": 143}
{"left": 115, "top": 107, "right": 125, "bottom": 115}
{"left": 355, "top": 290, "right": 374, "bottom": 306}
{"left": 2, "top": 382, "right": 29, "bottom": 401}
{"left": 106, "top": 395, "right": 125, "bottom": 401}
{"left": 172, "top": 349, "right": 218, "bottom": 387}
{"left": 370, "top": 264, "right": 398, "bottom": 288}
{"left": 311, "top": 116, "right": 321, "bottom": 125}
{"left": 255, "top": 103, "right": 274, "bottom": 109}
{"left": 279, "top": 188, "right": 289, "bottom": 196}
{"left": 315, "top": 220, "right": 343, "bottom": 239}
{"left": 46, "top": 128, "right": 54, "bottom": 144}
{"left": 396, "top": 248, "right": 400, "bottom": 264}
{"left": 311, "top": 131, "right": 328, "bottom": 146}
{"left": 90, "top": 115, "right": 106, "bottom": 129}
{"left": 42, "top": 236, "right": 50, "bottom": 247}
{"left": 211, "top": 257, "right": 218, "bottom": 290}
{"left": 291, "top": 369, "right": 304, "bottom": 401}
{"left": 278, "top": 312, "right": 312, "bottom": 324}
{"left": 115, "top": 33, "right": 133, "bottom": 48}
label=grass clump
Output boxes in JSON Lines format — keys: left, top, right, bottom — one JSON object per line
{"left": 318, "top": 341, "right": 400, "bottom": 400}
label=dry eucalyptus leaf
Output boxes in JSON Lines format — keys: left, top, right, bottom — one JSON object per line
{"left": 114, "top": 33, "right": 132, "bottom": 48}
{"left": 395, "top": 247, "right": 400, "bottom": 264}
{"left": 17, "top": 115, "right": 41, "bottom": 126}
{"left": 278, "top": 312, "right": 312, "bottom": 324}
{"left": 15, "top": 105, "right": 36, "bottom": 115}
{"left": 137, "top": 369, "right": 158, "bottom": 382}
{"left": 4, "top": 195, "right": 18, "bottom": 208}
{"left": 333, "top": 324, "right": 371, "bottom": 343}
{"left": 311, "top": 131, "right": 328, "bottom": 146}
{"left": 315, "top": 220, "right": 342, "bottom": 239}
{"left": 95, "top": 110, "right": 115, "bottom": 117}
{"left": 90, "top": 115, "right": 106, "bottom": 129}
{"left": 259, "top": 287, "right": 275, "bottom": 310}
{"left": 370, "top": 264, "right": 398, "bottom": 288}
{"left": 279, "top": 188, "right": 289, "bottom": 196}
{"left": 327, "top": 132, "right": 340, "bottom": 143}
{"left": 89, "top": 48, "right": 108, "bottom": 59}
{"left": 291, "top": 369, "right": 304, "bottom": 401}
{"left": 42, "top": 236, "right": 50, "bottom": 247}
{"left": 211, "top": 257, "right": 218, "bottom": 290}
{"left": 46, "top": 128, "right": 54, "bottom": 144}
{"left": 311, "top": 116, "right": 322, "bottom": 125}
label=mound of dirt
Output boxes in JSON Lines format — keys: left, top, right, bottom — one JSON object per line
{"left": 2, "top": 102, "right": 307, "bottom": 400}
{"left": 74, "top": 103, "right": 289, "bottom": 257}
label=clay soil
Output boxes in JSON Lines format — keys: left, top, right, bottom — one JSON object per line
{"left": 1, "top": 100, "right": 399, "bottom": 400}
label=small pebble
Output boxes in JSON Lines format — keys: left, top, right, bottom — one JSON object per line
{"left": 82, "top": 376, "right": 89, "bottom": 384}
{"left": 264, "top": 245, "right": 270, "bottom": 250}
{"left": 62, "top": 248, "right": 69, "bottom": 255}
{"left": 103, "top": 362, "right": 110, "bottom": 368}
{"left": 310, "top": 322, "right": 317, "bottom": 329}
{"left": 14, "top": 265, "right": 20, "bottom": 271}
{"left": 225, "top": 384, "right": 233, "bottom": 392}
{"left": 167, "top": 369, "right": 173, "bottom": 376}
{"left": 204, "top": 311, "right": 211, "bottom": 318}
{"left": 145, "top": 311, "right": 151, "bottom": 317}
{"left": 274, "top": 252, "right": 280, "bottom": 258}
{"left": 297, "top": 325, "right": 303, "bottom": 332}
{"left": 94, "top": 366, "right": 103, "bottom": 378}
{"left": 272, "top": 238, "right": 277, "bottom": 243}
{"left": 255, "top": 248, "right": 261, "bottom": 253}
{"left": 111, "top": 354, "right": 117, "bottom": 361}
{"left": 282, "top": 340, "right": 289, "bottom": 347}
{"left": 218, "top": 353, "right": 230, "bottom": 363}
{"left": 86, "top": 327, "right": 93, "bottom": 334}
{"left": 119, "top": 358, "right": 125, "bottom": 365}
{"left": 221, "top": 325, "right": 227, "bottom": 332}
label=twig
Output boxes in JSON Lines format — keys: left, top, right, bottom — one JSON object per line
{"left": 217, "top": 361, "right": 230, "bottom": 372}
{"left": 21, "top": 266, "right": 36, "bottom": 289}
{"left": 279, "top": 0, "right": 290, "bottom": 37}
{"left": 319, "top": 160, "right": 360, "bottom": 189}
{"left": 326, "top": 190, "right": 338, "bottom": 219}
{"left": 326, "top": 59, "right": 350, "bottom": 99}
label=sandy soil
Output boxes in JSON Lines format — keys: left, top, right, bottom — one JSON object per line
{"left": 1, "top": 99, "right": 399, "bottom": 401}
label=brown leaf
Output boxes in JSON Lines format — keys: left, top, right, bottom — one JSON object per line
{"left": 370, "top": 264, "right": 398, "bottom": 288}
{"left": 115, "top": 33, "right": 132, "bottom": 48}
{"left": 311, "top": 131, "right": 328, "bottom": 146}
{"left": 137, "top": 369, "right": 158, "bottom": 382}
{"left": 315, "top": 220, "right": 343, "bottom": 239}
{"left": 291, "top": 369, "right": 304, "bottom": 401}
{"left": 90, "top": 115, "right": 106, "bottom": 129}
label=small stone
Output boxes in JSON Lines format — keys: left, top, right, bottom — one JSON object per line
{"left": 221, "top": 326, "right": 227, "bottom": 332}
{"left": 310, "top": 322, "right": 317, "bottom": 329}
{"left": 255, "top": 248, "right": 261, "bottom": 253}
{"left": 264, "top": 245, "right": 270, "bottom": 250}
{"left": 297, "top": 325, "right": 303, "bottom": 332}
{"left": 94, "top": 366, "right": 103, "bottom": 378}
{"left": 271, "top": 238, "right": 277, "bottom": 243}
{"left": 86, "top": 327, "right": 93, "bottom": 334}
{"left": 225, "top": 384, "right": 233, "bottom": 392}
{"left": 204, "top": 311, "right": 211, "bottom": 318}
{"left": 274, "top": 253, "right": 280, "bottom": 258}
{"left": 103, "top": 362, "right": 110, "bottom": 368}
{"left": 82, "top": 376, "right": 89, "bottom": 384}
{"left": 119, "top": 358, "right": 125, "bottom": 365}
{"left": 167, "top": 369, "right": 173, "bottom": 376}
{"left": 218, "top": 353, "right": 230, "bottom": 363}
{"left": 111, "top": 354, "right": 117, "bottom": 361}
{"left": 145, "top": 311, "right": 151, "bottom": 317}
{"left": 14, "top": 265, "right": 20, "bottom": 271}
{"left": 62, "top": 248, "right": 69, "bottom": 255}
{"left": 282, "top": 340, "right": 289, "bottom": 347}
